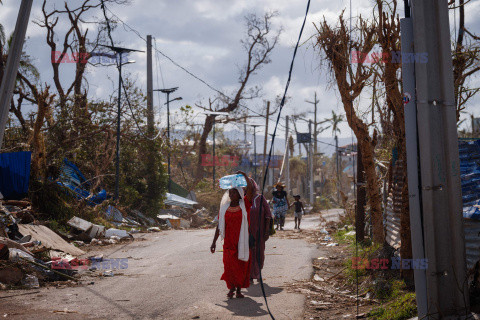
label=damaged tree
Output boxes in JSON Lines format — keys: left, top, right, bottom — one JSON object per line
{"left": 315, "top": 14, "right": 385, "bottom": 244}
{"left": 195, "top": 12, "right": 281, "bottom": 181}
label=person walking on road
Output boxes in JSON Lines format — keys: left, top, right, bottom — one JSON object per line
{"left": 291, "top": 195, "right": 305, "bottom": 230}
{"left": 211, "top": 172, "right": 255, "bottom": 298}
{"left": 248, "top": 178, "right": 273, "bottom": 282}
{"left": 272, "top": 182, "right": 290, "bottom": 230}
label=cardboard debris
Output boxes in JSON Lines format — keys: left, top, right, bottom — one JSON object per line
{"left": 18, "top": 224, "right": 85, "bottom": 256}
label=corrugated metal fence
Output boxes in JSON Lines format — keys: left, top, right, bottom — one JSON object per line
{"left": 384, "top": 160, "right": 404, "bottom": 250}
{"left": 383, "top": 141, "right": 480, "bottom": 270}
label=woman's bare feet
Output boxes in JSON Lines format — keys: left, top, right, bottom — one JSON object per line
{"left": 236, "top": 288, "right": 244, "bottom": 298}
{"left": 227, "top": 288, "right": 235, "bottom": 298}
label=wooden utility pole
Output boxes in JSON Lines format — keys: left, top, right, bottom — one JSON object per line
{"left": 355, "top": 142, "right": 365, "bottom": 243}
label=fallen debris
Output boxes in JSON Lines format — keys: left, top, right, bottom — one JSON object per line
{"left": 18, "top": 224, "right": 85, "bottom": 256}
{"left": 105, "top": 228, "right": 129, "bottom": 239}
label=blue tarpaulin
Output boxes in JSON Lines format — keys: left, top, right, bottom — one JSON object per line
{"left": 459, "top": 139, "right": 480, "bottom": 220}
{"left": 0, "top": 151, "right": 32, "bottom": 200}
{"left": 57, "top": 158, "right": 108, "bottom": 206}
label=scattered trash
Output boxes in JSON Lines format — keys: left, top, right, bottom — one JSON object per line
{"left": 9, "top": 248, "right": 34, "bottom": 262}
{"left": 67, "top": 216, "right": 92, "bottom": 232}
{"left": 22, "top": 274, "right": 39, "bottom": 288}
{"left": 103, "top": 270, "right": 114, "bottom": 277}
{"left": 313, "top": 274, "right": 325, "bottom": 282}
{"left": 147, "top": 227, "right": 161, "bottom": 232}
{"left": 345, "top": 231, "right": 356, "bottom": 236}
{"left": 105, "top": 228, "right": 129, "bottom": 239}
{"left": 319, "top": 228, "right": 329, "bottom": 234}
{"left": 157, "top": 214, "right": 181, "bottom": 229}
{"left": 323, "top": 236, "right": 332, "bottom": 241}
{"left": 72, "top": 241, "right": 85, "bottom": 247}
{"left": 316, "top": 257, "right": 328, "bottom": 260}
{"left": 18, "top": 224, "right": 85, "bottom": 256}
{"left": 326, "top": 243, "right": 339, "bottom": 247}
{"left": 90, "top": 238, "right": 102, "bottom": 245}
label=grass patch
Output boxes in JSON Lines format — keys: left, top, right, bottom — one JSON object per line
{"left": 333, "top": 228, "right": 356, "bottom": 245}
{"left": 367, "top": 292, "right": 417, "bottom": 320}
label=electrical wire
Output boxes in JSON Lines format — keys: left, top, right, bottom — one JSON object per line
{"left": 254, "top": 1, "right": 311, "bottom": 319}
{"left": 102, "top": 4, "right": 298, "bottom": 132}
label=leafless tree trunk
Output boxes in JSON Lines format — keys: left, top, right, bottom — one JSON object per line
{"left": 315, "top": 14, "right": 385, "bottom": 244}
{"left": 195, "top": 12, "right": 281, "bottom": 181}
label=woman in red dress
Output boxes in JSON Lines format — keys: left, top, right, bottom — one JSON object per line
{"left": 211, "top": 172, "right": 254, "bottom": 298}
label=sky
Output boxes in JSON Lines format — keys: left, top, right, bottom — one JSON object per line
{"left": 1, "top": 0, "right": 480, "bottom": 154}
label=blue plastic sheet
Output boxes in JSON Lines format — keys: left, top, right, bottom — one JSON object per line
{"left": 57, "top": 158, "right": 108, "bottom": 206}
{"left": 459, "top": 140, "right": 480, "bottom": 220}
{"left": 0, "top": 151, "right": 32, "bottom": 200}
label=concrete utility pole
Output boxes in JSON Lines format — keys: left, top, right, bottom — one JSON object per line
{"left": 146, "top": 35, "right": 154, "bottom": 136}
{"left": 286, "top": 116, "right": 290, "bottom": 195}
{"left": 411, "top": 0, "right": 469, "bottom": 317}
{"left": 262, "top": 101, "right": 270, "bottom": 188}
{"left": 0, "top": 0, "right": 33, "bottom": 149}
{"left": 306, "top": 92, "right": 319, "bottom": 154}
{"left": 145, "top": 35, "right": 156, "bottom": 202}
{"left": 309, "top": 120, "right": 314, "bottom": 204}
{"left": 401, "top": 14, "right": 428, "bottom": 318}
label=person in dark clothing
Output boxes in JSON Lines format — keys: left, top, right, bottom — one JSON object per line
{"left": 291, "top": 195, "right": 305, "bottom": 230}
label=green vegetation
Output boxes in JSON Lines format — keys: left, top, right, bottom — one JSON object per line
{"left": 368, "top": 292, "right": 417, "bottom": 320}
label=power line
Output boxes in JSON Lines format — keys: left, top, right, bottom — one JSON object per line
{"left": 103, "top": 5, "right": 295, "bottom": 130}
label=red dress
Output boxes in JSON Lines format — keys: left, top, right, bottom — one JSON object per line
{"left": 220, "top": 199, "right": 252, "bottom": 289}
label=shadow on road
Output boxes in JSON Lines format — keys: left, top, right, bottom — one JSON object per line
{"left": 219, "top": 297, "right": 268, "bottom": 317}
{"left": 215, "top": 283, "right": 283, "bottom": 317}
{"left": 246, "top": 282, "right": 283, "bottom": 298}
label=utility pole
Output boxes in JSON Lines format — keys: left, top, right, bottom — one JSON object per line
{"left": 262, "top": 101, "right": 270, "bottom": 188}
{"left": 355, "top": 142, "right": 365, "bottom": 243}
{"left": 401, "top": 12, "right": 428, "bottom": 318}
{"left": 146, "top": 35, "right": 154, "bottom": 136}
{"left": 105, "top": 45, "right": 141, "bottom": 201}
{"left": 411, "top": 0, "right": 468, "bottom": 317}
{"left": 204, "top": 111, "right": 229, "bottom": 188}
{"left": 309, "top": 120, "right": 314, "bottom": 204}
{"left": 335, "top": 135, "right": 340, "bottom": 203}
{"left": 286, "top": 116, "right": 290, "bottom": 195}
{"left": 0, "top": 0, "right": 33, "bottom": 149}
{"left": 306, "top": 92, "right": 319, "bottom": 154}
{"left": 250, "top": 125, "right": 261, "bottom": 182}
{"left": 145, "top": 35, "right": 156, "bottom": 202}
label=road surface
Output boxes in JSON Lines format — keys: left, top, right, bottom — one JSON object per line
{"left": 1, "top": 217, "right": 325, "bottom": 320}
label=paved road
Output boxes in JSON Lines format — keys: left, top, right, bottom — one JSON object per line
{"left": 2, "top": 220, "right": 322, "bottom": 320}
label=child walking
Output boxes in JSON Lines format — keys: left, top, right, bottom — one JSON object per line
{"left": 291, "top": 195, "right": 305, "bottom": 230}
